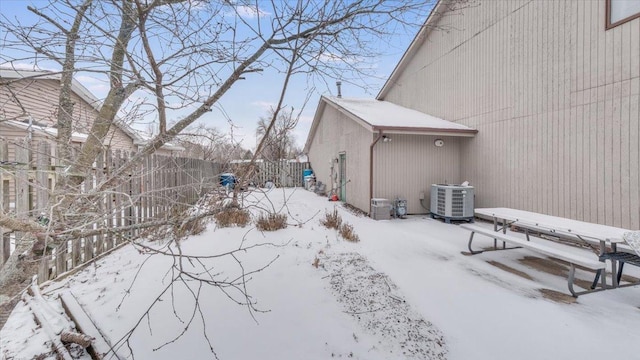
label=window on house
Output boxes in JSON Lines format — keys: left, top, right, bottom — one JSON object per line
{"left": 607, "top": 0, "right": 640, "bottom": 29}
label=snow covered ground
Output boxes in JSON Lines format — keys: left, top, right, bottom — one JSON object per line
{"left": 2, "top": 187, "right": 640, "bottom": 359}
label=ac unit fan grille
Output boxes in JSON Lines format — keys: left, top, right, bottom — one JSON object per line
{"left": 437, "top": 188, "right": 446, "bottom": 214}
{"left": 451, "top": 190, "right": 464, "bottom": 216}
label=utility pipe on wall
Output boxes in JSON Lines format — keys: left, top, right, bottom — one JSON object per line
{"left": 369, "top": 130, "right": 384, "bottom": 214}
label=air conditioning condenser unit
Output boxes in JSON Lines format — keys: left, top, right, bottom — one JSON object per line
{"left": 430, "top": 184, "right": 474, "bottom": 223}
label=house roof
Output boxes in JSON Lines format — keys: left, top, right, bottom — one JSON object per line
{"left": 303, "top": 95, "right": 477, "bottom": 152}
{"left": 3, "top": 119, "right": 88, "bottom": 142}
{"left": 377, "top": 0, "right": 445, "bottom": 100}
{"left": 0, "top": 68, "right": 184, "bottom": 151}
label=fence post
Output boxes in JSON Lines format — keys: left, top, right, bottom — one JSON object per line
{"left": 94, "top": 151, "right": 105, "bottom": 256}
{"left": 83, "top": 160, "right": 95, "bottom": 263}
{"left": 34, "top": 141, "right": 51, "bottom": 216}
{"left": 0, "top": 138, "right": 9, "bottom": 266}
{"left": 14, "top": 140, "right": 30, "bottom": 266}
{"left": 104, "top": 150, "right": 114, "bottom": 251}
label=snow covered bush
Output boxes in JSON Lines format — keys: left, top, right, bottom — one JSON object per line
{"left": 339, "top": 223, "right": 360, "bottom": 243}
{"left": 256, "top": 213, "right": 287, "bottom": 231}
{"left": 214, "top": 206, "right": 251, "bottom": 228}
{"left": 320, "top": 208, "right": 342, "bottom": 230}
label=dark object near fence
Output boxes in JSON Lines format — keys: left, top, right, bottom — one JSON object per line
{"left": 220, "top": 173, "right": 236, "bottom": 189}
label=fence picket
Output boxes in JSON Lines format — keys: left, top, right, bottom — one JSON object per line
{"left": 38, "top": 255, "right": 50, "bottom": 284}
{"left": 55, "top": 240, "right": 68, "bottom": 276}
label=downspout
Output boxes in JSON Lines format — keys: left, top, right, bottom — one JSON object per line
{"left": 369, "top": 130, "right": 384, "bottom": 214}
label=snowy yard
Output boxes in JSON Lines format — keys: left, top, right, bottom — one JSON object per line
{"left": 2, "top": 188, "right": 640, "bottom": 359}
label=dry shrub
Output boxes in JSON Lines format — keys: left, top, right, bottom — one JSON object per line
{"left": 214, "top": 206, "right": 251, "bottom": 228}
{"left": 175, "top": 217, "right": 208, "bottom": 239}
{"left": 339, "top": 223, "right": 360, "bottom": 243}
{"left": 320, "top": 208, "right": 342, "bottom": 229}
{"left": 256, "top": 212, "right": 287, "bottom": 231}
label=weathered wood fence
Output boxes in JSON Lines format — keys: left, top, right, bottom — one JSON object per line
{"left": 231, "top": 160, "right": 310, "bottom": 187}
{"left": 0, "top": 138, "right": 220, "bottom": 283}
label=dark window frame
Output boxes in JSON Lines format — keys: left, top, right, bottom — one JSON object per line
{"left": 606, "top": 0, "right": 640, "bottom": 29}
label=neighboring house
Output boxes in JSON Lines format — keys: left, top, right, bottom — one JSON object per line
{"left": 305, "top": 0, "right": 640, "bottom": 229}
{"left": 0, "top": 68, "right": 183, "bottom": 157}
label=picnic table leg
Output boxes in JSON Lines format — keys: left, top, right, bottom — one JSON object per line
{"left": 591, "top": 270, "right": 602, "bottom": 289}
{"left": 568, "top": 264, "right": 578, "bottom": 297}
{"left": 493, "top": 217, "right": 498, "bottom": 249}
{"left": 598, "top": 240, "right": 608, "bottom": 289}
{"left": 611, "top": 243, "right": 619, "bottom": 288}
{"left": 571, "top": 264, "right": 607, "bottom": 297}
{"left": 468, "top": 232, "right": 479, "bottom": 254}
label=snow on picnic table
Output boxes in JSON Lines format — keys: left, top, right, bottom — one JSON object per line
{"left": 2, "top": 188, "right": 640, "bottom": 359}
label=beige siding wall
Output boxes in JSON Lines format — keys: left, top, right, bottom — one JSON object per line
{"left": 374, "top": 134, "right": 464, "bottom": 214}
{"left": 1, "top": 78, "right": 136, "bottom": 152}
{"left": 1, "top": 79, "right": 96, "bottom": 129}
{"left": 307, "top": 104, "right": 372, "bottom": 212}
{"left": 382, "top": 0, "right": 640, "bottom": 229}
{"left": 103, "top": 127, "right": 136, "bottom": 151}
{"left": 1, "top": 79, "right": 60, "bottom": 124}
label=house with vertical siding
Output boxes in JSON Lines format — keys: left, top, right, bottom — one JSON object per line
{"left": 304, "top": 0, "right": 640, "bottom": 229}
{"left": 0, "top": 69, "right": 183, "bottom": 156}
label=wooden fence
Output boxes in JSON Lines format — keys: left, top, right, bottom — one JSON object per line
{"left": 0, "top": 138, "right": 220, "bottom": 283}
{"left": 231, "top": 160, "right": 311, "bottom": 187}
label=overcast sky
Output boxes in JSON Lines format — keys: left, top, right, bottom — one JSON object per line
{"left": 0, "top": 1, "right": 430, "bottom": 151}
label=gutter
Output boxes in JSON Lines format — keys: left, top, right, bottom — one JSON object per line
{"left": 374, "top": 125, "right": 478, "bottom": 136}
{"left": 369, "top": 130, "right": 384, "bottom": 214}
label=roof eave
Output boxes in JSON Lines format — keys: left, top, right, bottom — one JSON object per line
{"left": 321, "top": 96, "right": 376, "bottom": 130}
{"left": 373, "top": 126, "right": 477, "bottom": 137}
{"left": 377, "top": 0, "right": 446, "bottom": 100}
{"left": 303, "top": 97, "right": 329, "bottom": 153}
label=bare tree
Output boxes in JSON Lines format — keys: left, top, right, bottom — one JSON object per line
{"left": 255, "top": 107, "right": 299, "bottom": 161}
{"left": 176, "top": 124, "right": 248, "bottom": 163}
{"left": 0, "top": 0, "right": 472, "bottom": 355}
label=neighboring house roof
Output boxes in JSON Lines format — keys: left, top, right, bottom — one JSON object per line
{"left": 0, "top": 68, "right": 183, "bottom": 152}
{"left": 135, "top": 133, "right": 185, "bottom": 152}
{"left": 377, "top": 0, "right": 445, "bottom": 100}
{"left": 3, "top": 119, "right": 88, "bottom": 142}
{"left": 304, "top": 95, "right": 477, "bottom": 152}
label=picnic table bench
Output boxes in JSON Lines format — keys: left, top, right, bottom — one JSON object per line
{"left": 460, "top": 223, "right": 606, "bottom": 297}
